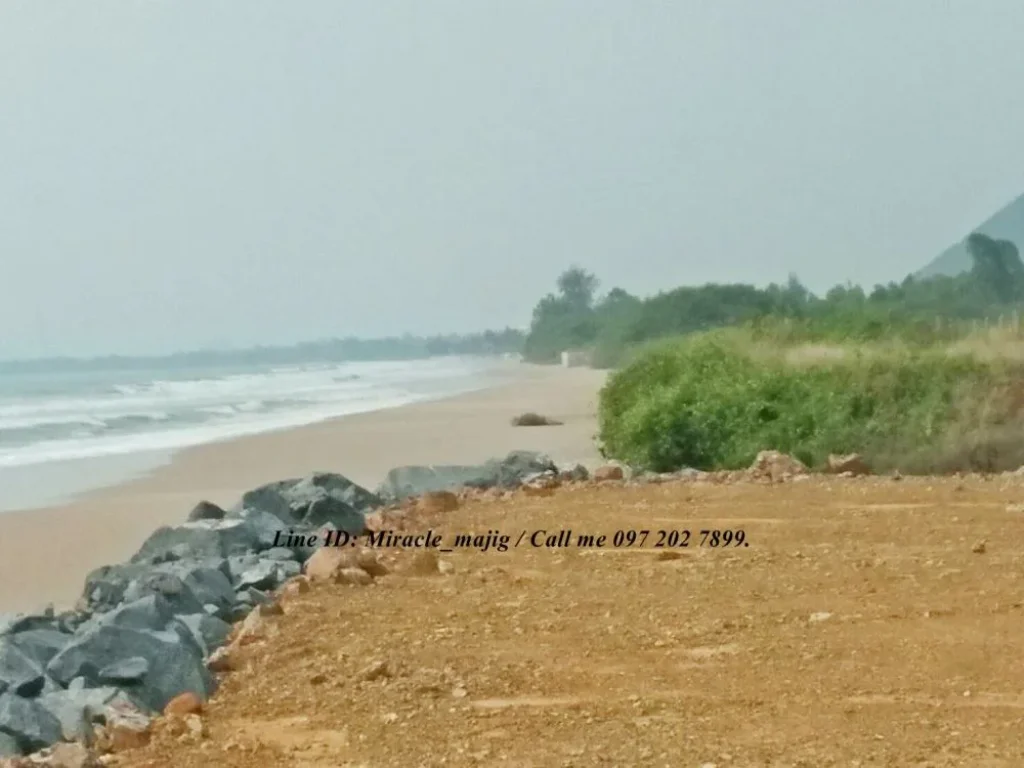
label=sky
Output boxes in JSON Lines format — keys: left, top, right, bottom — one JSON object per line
{"left": 2, "top": 1, "right": 1024, "bottom": 359}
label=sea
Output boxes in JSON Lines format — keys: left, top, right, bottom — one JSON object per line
{"left": 0, "top": 355, "right": 513, "bottom": 512}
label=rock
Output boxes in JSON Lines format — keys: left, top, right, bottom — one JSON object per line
{"left": 232, "top": 508, "right": 287, "bottom": 551}
{"left": 97, "top": 701, "right": 151, "bottom": 753}
{"left": 377, "top": 464, "right": 497, "bottom": 502}
{"left": 276, "top": 559, "right": 302, "bottom": 581}
{"left": 749, "top": 450, "right": 809, "bottom": 481}
{"left": 304, "top": 548, "right": 385, "bottom": 582}
{"left": 593, "top": 465, "right": 624, "bottom": 482}
{"left": 377, "top": 450, "right": 557, "bottom": 501}
{"left": 234, "top": 587, "right": 270, "bottom": 607}
{"left": 304, "top": 548, "right": 348, "bottom": 582}
{"left": 158, "top": 561, "right": 236, "bottom": 617}
{"left": 281, "top": 576, "right": 311, "bottom": 597}
{"left": 809, "top": 612, "right": 833, "bottom": 623}
{"left": 120, "top": 572, "right": 205, "bottom": 619}
{"left": 493, "top": 450, "right": 559, "bottom": 486}
{"left": 37, "top": 686, "right": 129, "bottom": 744}
{"left": 47, "top": 624, "right": 214, "bottom": 713}
{"left": 301, "top": 497, "right": 365, "bottom": 533}
{"left": 234, "top": 559, "right": 281, "bottom": 591}
{"left": 337, "top": 567, "right": 373, "bottom": 586}
{"left": 231, "top": 473, "right": 378, "bottom": 533}
{"left": 0, "top": 693, "right": 63, "bottom": 753}
{"left": 131, "top": 519, "right": 261, "bottom": 564}
{"left": 558, "top": 463, "right": 589, "bottom": 482}
{"left": 262, "top": 547, "right": 297, "bottom": 562}
{"left": 186, "top": 500, "right": 225, "bottom": 523}
{"left": 522, "top": 471, "right": 560, "bottom": 491}
{"left": 0, "top": 611, "right": 58, "bottom": 637}
{"left": 206, "top": 647, "right": 233, "bottom": 673}
{"left": 827, "top": 453, "right": 871, "bottom": 476}
{"left": 175, "top": 614, "right": 231, "bottom": 657}
{"left": 7, "top": 629, "right": 72, "bottom": 670}
{"left": 81, "top": 564, "right": 150, "bottom": 612}
{"left": 92, "top": 595, "right": 174, "bottom": 634}
{"left": 97, "top": 657, "right": 149, "bottom": 686}
{"left": 416, "top": 491, "right": 459, "bottom": 514}
{"left": 47, "top": 742, "right": 100, "bottom": 768}
{"left": 972, "top": 540, "right": 987, "bottom": 554}
{"left": 509, "top": 412, "right": 563, "bottom": 427}
{"left": 0, "top": 731, "right": 18, "bottom": 757}
{"left": 232, "top": 607, "right": 280, "bottom": 647}
{"left": 163, "top": 691, "right": 203, "bottom": 717}
{"left": 676, "top": 468, "right": 707, "bottom": 481}
{"left": 0, "top": 640, "right": 47, "bottom": 697}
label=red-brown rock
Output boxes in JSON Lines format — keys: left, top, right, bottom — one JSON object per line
{"left": 594, "top": 465, "right": 625, "bottom": 482}
{"left": 163, "top": 691, "right": 203, "bottom": 717}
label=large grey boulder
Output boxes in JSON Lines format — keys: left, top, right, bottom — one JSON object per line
{"left": 0, "top": 611, "right": 58, "bottom": 637}
{"left": 38, "top": 683, "right": 137, "bottom": 744}
{"left": 377, "top": 464, "right": 497, "bottom": 501}
{"left": 0, "top": 693, "right": 63, "bottom": 754}
{"left": 81, "top": 563, "right": 153, "bottom": 612}
{"left": 0, "top": 731, "right": 17, "bottom": 757}
{"left": 131, "top": 519, "right": 261, "bottom": 564}
{"left": 98, "top": 656, "right": 149, "bottom": 686}
{"left": 92, "top": 594, "right": 174, "bottom": 633}
{"left": 121, "top": 571, "right": 206, "bottom": 618}
{"left": 233, "top": 508, "right": 286, "bottom": 551}
{"left": 175, "top": 614, "right": 231, "bottom": 656}
{"left": 234, "top": 559, "right": 282, "bottom": 591}
{"left": 377, "top": 450, "right": 559, "bottom": 501}
{"left": 155, "top": 562, "right": 235, "bottom": 617}
{"left": 231, "top": 472, "right": 377, "bottom": 533}
{"left": 47, "top": 624, "right": 214, "bottom": 712}
{"left": 0, "top": 641, "right": 46, "bottom": 697}
{"left": 6, "top": 629, "right": 72, "bottom": 669}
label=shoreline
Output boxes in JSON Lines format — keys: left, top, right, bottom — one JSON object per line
{"left": 0, "top": 355, "right": 521, "bottom": 514}
{"left": 0, "top": 363, "right": 606, "bottom": 613}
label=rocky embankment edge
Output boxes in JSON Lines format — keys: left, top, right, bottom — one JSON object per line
{"left": 0, "top": 449, "right": 863, "bottom": 767}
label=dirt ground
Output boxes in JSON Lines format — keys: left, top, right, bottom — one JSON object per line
{"left": 118, "top": 474, "right": 1024, "bottom": 767}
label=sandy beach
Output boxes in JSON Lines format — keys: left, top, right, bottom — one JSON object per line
{"left": 0, "top": 364, "right": 606, "bottom": 614}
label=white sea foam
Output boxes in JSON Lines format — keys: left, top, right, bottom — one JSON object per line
{"left": 0, "top": 356, "right": 501, "bottom": 469}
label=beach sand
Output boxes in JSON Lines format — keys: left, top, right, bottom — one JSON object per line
{"left": 0, "top": 364, "right": 606, "bottom": 614}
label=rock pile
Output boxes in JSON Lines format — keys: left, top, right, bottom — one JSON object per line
{"left": 0, "top": 450, "right": 560, "bottom": 760}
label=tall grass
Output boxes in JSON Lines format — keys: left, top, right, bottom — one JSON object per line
{"left": 597, "top": 329, "right": 1024, "bottom": 474}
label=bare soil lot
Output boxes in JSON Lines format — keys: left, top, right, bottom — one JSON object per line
{"left": 119, "top": 475, "right": 1024, "bottom": 767}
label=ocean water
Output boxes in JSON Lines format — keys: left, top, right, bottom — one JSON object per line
{"left": 0, "top": 355, "right": 510, "bottom": 511}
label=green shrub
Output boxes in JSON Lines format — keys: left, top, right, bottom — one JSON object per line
{"left": 597, "top": 330, "right": 1024, "bottom": 474}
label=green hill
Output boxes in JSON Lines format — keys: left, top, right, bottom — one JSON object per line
{"left": 916, "top": 192, "right": 1024, "bottom": 279}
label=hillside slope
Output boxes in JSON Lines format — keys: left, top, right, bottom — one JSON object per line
{"left": 917, "top": 191, "right": 1024, "bottom": 279}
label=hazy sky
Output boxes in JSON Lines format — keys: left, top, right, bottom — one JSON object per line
{"left": 2, "top": 1, "right": 1024, "bottom": 358}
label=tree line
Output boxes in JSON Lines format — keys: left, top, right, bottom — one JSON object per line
{"left": 522, "top": 233, "right": 1024, "bottom": 366}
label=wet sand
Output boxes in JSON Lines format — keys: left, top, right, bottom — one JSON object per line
{"left": 0, "top": 364, "right": 606, "bottom": 613}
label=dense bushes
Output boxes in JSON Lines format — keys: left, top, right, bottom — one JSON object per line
{"left": 597, "top": 330, "right": 1024, "bottom": 474}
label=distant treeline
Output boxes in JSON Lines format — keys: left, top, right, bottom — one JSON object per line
{"left": 523, "top": 232, "right": 1024, "bottom": 367}
{"left": 0, "top": 328, "right": 525, "bottom": 373}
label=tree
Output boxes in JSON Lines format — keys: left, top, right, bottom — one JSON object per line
{"left": 967, "top": 233, "right": 1023, "bottom": 303}
{"left": 556, "top": 267, "right": 600, "bottom": 312}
